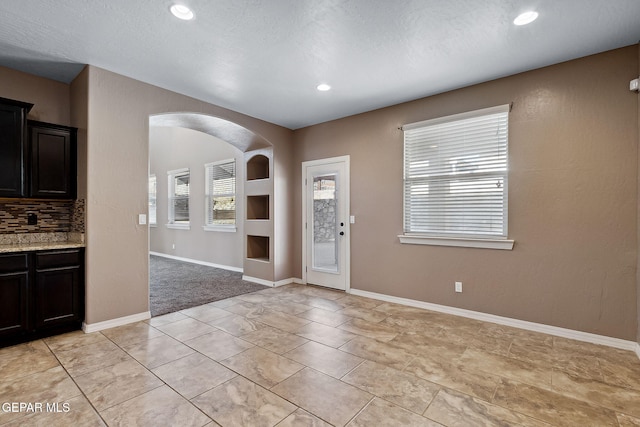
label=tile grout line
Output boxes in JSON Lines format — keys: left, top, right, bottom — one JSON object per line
{"left": 342, "top": 395, "right": 376, "bottom": 426}
{"left": 179, "top": 290, "right": 640, "bottom": 426}
{"left": 167, "top": 308, "right": 313, "bottom": 424}
{"left": 98, "top": 329, "right": 214, "bottom": 424}
{"left": 4, "top": 285, "right": 634, "bottom": 426}
{"left": 268, "top": 290, "right": 640, "bottom": 419}
{"left": 42, "top": 334, "right": 111, "bottom": 427}
{"left": 420, "top": 386, "right": 442, "bottom": 418}
{"left": 338, "top": 359, "right": 367, "bottom": 380}
{"left": 196, "top": 371, "right": 303, "bottom": 426}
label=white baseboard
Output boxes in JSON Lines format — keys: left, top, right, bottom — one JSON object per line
{"left": 83, "top": 311, "right": 151, "bottom": 333}
{"left": 150, "top": 252, "right": 243, "bottom": 273}
{"left": 242, "top": 275, "right": 275, "bottom": 287}
{"left": 275, "top": 278, "right": 296, "bottom": 287}
{"left": 292, "top": 278, "right": 304, "bottom": 285}
{"left": 242, "top": 275, "right": 297, "bottom": 288}
{"left": 349, "top": 288, "right": 638, "bottom": 353}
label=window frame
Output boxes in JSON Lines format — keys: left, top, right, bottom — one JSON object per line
{"left": 148, "top": 174, "right": 157, "bottom": 227}
{"left": 166, "top": 168, "right": 190, "bottom": 230}
{"left": 399, "top": 104, "right": 514, "bottom": 250}
{"left": 204, "top": 159, "right": 237, "bottom": 232}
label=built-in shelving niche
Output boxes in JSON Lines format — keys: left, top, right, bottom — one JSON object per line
{"left": 246, "top": 154, "right": 269, "bottom": 181}
{"left": 247, "top": 235, "right": 269, "bottom": 262}
{"left": 247, "top": 195, "right": 269, "bottom": 220}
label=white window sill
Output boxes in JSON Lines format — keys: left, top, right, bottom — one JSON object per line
{"left": 203, "top": 225, "right": 237, "bottom": 233}
{"left": 166, "top": 223, "right": 191, "bottom": 230}
{"left": 149, "top": 223, "right": 157, "bottom": 228}
{"left": 398, "top": 234, "right": 514, "bottom": 250}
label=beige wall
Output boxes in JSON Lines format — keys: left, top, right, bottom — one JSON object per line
{"left": 274, "top": 132, "right": 295, "bottom": 282}
{"left": 70, "top": 66, "right": 88, "bottom": 199}
{"left": 637, "top": 43, "right": 640, "bottom": 347}
{"left": 0, "top": 65, "right": 70, "bottom": 125}
{"left": 3, "top": 47, "right": 639, "bottom": 342}
{"left": 293, "top": 45, "right": 639, "bottom": 341}
{"left": 80, "top": 66, "right": 293, "bottom": 324}
{"left": 149, "top": 126, "right": 244, "bottom": 269}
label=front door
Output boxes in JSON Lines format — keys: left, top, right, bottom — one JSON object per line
{"left": 303, "top": 156, "right": 350, "bottom": 291}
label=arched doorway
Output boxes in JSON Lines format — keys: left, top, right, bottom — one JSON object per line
{"left": 148, "top": 113, "right": 273, "bottom": 316}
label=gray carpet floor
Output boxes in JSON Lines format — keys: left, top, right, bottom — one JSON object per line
{"left": 149, "top": 255, "right": 267, "bottom": 316}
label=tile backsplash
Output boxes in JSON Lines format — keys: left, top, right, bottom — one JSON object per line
{"left": 71, "top": 199, "right": 85, "bottom": 233}
{"left": 0, "top": 199, "right": 85, "bottom": 234}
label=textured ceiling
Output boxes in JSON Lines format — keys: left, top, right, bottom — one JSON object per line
{"left": 0, "top": 1, "right": 639, "bottom": 129}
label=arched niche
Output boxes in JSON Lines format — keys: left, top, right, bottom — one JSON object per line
{"left": 246, "top": 154, "right": 270, "bottom": 180}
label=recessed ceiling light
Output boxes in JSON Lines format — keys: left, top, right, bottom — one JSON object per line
{"left": 170, "top": 4, "right": 194, "bottom": 20}
{"left": 513, "top": 11, "right": 538, "bottom": 26}
{"left": 317, "top": 83, "right": 331, "bottom": 92}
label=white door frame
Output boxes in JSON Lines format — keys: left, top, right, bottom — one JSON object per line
{"left": 301, "top": 155, "right": 350, "bottom": 291}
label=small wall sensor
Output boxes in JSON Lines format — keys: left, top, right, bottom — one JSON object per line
{"left": 630, "top": 78, "right": 639, "bottom": 93}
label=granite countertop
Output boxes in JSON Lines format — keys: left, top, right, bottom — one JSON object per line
{"left": 0, "top": 232, "right": 85, "bottom": 253}
{"left": 0, "top": 241, "right": 85, "bottom": 253}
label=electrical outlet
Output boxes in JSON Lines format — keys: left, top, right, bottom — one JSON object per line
{"left": 455, "top": 281, "right": 463, "bottom": 293}
{"left": 27, "top": 213, "right": 37, "bottom": 225}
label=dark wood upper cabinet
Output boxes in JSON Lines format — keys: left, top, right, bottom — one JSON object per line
{"left": 0, "top": 97, "right": 32, "bottom": 197}
{"left": 29, "top": 121, "right": 77, "bottom": 199}
{"left": 0, "top": 97, "right": 77, "bottom": 199}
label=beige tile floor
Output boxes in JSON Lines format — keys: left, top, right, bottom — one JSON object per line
{"left": 1, "top": 283, "right": 640, "bottom": 426}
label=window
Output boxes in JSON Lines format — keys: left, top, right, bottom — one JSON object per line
{"left": 167, "top": 168, "right": 190, "bottom": 229}
{"left": 148, "top": 174, "right": 157, "bottom": 226}
{"left": 400, "top": 104, "right": 514, "bottom": 250}
{"left": 205, "top": 160, "right": 236, "bottom": 231}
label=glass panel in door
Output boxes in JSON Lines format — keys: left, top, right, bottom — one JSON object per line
{"left": 312, "top": 174, "right": 338, "bottom": 273}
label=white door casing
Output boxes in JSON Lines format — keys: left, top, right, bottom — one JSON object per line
{"left": 302, "top": 156, "right": 350, "bottom": 291}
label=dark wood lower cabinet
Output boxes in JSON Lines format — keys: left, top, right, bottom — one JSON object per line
{"left": 34, "top": 267, "right": 81, "bottom": 329}
{"left": 0, "top": 249, "right": 84, "bottom": 348}
{"left": 0, "top": 271, "right": 29, "bottom": 337}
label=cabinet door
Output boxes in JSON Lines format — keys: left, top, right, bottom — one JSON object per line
{"left": 30, "top": 124, "right": 76, "bottom": 199}
{"left": 34, "top": 267, "right": 81, "bottom": 329}
{"left": 0, "top": 104, "right": 26, "bottom": 197}
{"left": 0, "top": 271, "right": 29, "bottom": 337}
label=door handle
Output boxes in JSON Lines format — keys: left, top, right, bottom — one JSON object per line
{"left": 340, "top": 231, "right": 345, "bottom": 236}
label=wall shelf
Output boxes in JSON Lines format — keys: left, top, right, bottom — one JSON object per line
{"left": 247, "top": 235, "right": 269, "bottom": 261}
{"left": 247, "top": 195, "right": 269, "bottom": 220}
{"left": 246, "top": 155, "right": 269, "bottom": 181}
{"left": 243, "top": 148, "right": 273, "bottom": 281}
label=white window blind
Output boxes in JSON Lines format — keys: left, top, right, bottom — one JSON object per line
{"left": 403, "top": 105, "right": 509, "bottom": 239}
{"left": 168, "top": 169, "right": 190, "bottom": 224}
{"left": 148, "top": 174, "right": 157, "bottom": 225}
{"left": 205, "top": 160, "right": 236, "bottom": 226}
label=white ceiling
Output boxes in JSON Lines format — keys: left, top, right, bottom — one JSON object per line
{"left": 0, "top": 1, "right": 639, "bottom": 129}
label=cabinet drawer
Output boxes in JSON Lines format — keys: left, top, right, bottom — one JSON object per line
{"left": 36, "top": 250, "right": 81, "bottom": 269}
{"left": 0, "top": 253, "right": 29, "bottom": 273}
